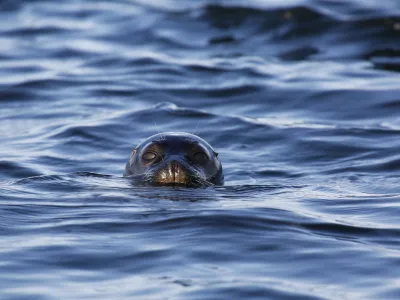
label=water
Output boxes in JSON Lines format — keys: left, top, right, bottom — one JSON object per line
{"left": 1, "top": 0, "right": 400, "bottom": 299}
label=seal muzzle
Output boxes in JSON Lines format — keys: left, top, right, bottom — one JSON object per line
{"left": 154, "top": 161, "right": 189, "bottom": 185}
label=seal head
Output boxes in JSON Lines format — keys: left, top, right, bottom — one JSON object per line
{"left": 124, "top": 132, "right": 223, "bottom": 187}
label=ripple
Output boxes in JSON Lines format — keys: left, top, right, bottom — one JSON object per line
{"left": 0, "top": 161, "right": 41, "bottom": 180}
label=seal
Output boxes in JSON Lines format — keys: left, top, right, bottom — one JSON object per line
{"left": 124, "top": 132, "right": 224, "bottom": 187}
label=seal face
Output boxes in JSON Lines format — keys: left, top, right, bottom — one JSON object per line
{"left": 124, "top": 132, "right": 224, "bottom": 187}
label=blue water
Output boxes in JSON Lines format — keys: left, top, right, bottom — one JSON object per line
{"left": 1, "top": 0, "right": 400, "bottom": 299}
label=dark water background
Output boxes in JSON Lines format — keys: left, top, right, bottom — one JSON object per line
{"left": 1, "top": 0, "right": 400, "bottom": 299}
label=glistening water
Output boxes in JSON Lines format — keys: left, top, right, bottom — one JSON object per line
{"left": 1, "top": 0, "right": 400, "bottom": 299}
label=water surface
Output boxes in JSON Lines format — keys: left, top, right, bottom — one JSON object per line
{"left": 0, "top": 0, "right": 400, "bottom": 299}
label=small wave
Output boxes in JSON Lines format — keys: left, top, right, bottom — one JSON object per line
{"left": 0, "top": 161, "right": 41, "bottom": 180}
{"left": 49, "top": 126, "right": 102, "bottom": 141}
{"left": 302, "top": 221, "right": 400, "bottom": 241}
{"left": 3, "top": 25, "right": 68, "bottom": 36}
{"left": 200, "top": 5, "right": 333, "bottom": 30}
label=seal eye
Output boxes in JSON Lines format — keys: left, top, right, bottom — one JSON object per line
{"left": 142, "top": 151, "right": 157, "bottom": 161}
{"left": 193, "top": 152, "right": 208, "bottom": 164}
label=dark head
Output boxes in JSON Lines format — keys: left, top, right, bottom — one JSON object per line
{"left": 124, "top": 132, "right": 224, "bottom": 187}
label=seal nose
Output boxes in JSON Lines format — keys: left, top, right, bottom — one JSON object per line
{"left": 170, "top": 160, "right": 186, "bottom": 183}
{"left": 155, "top": 160, "right": 188, "bottom": 185}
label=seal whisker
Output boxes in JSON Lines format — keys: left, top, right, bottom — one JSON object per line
{"left": 153, "top": 121, "right": 166, "bottom": 141}
{"left": 192, "top": 122, "right": 200, "bottom": 137}
{"left": 153, "top": 120, "right": 160, "bottom": 134}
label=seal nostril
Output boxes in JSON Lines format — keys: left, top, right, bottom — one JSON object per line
{"left": 171, "top": 161, "right": 176, "bottom": 175}
{"left": 170, "top": 161, "right": 176, "bottom": 181}
{"left": 168, "top": 161, "right": 186, "bottom": 183}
